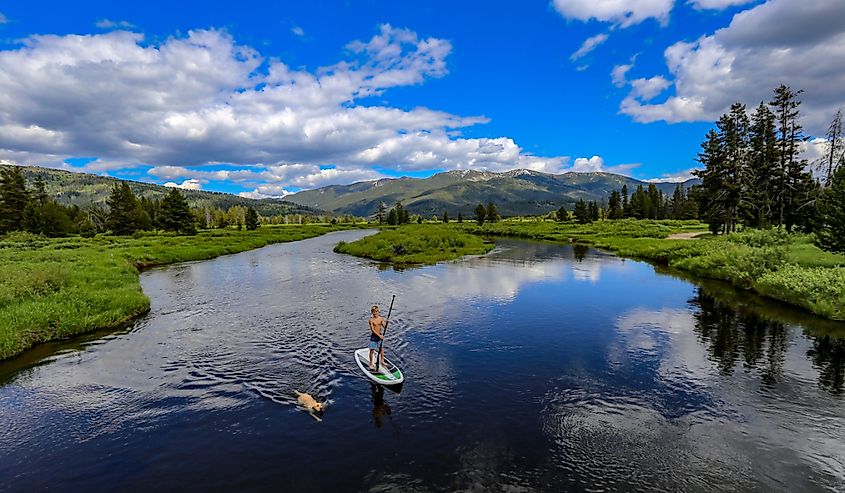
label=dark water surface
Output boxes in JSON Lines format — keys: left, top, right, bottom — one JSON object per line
{"left": 2, "top": 230, "right": 844, "bottom": 492}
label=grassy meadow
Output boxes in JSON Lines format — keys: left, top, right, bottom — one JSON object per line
{"left": 333, "top": 223, "right": 494, "bottom": 264}
{"left": 0, "top": 225, "right": 351, "bottom": 359}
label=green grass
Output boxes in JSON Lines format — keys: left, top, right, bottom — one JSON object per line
{"left": 333, "top": 224, "right": 494, "bottom": 264}
{"left": 0, "top": 225, "right": 352, "bottom": 359}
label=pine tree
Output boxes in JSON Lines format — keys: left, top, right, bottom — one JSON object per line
{"left": 670, "top": 185, "right": 684, "bottom": 219}
{"left": 377, "top": 202, "right": 387, "bottom": 225}
{"left": 770, "top": 85, "right": 807, "bottom": 231}
{"left": 442, "top": 211, "right": 449, "bottom": 223}
{"left": 557, "top": 205, "right": 568, "bottom": 222}
{"left": 457, "top": 212, "right": 463, "bottom": 223}
{"left": 588, "top": 201, "right": 599, "bottom": 222}
{"left": 0, "top": 166, "right": 31, "bottom": 233}
{"left": 474, "top": 203, "right": 486, "bottom": 226}
{"left": 159, "top": 188, "right": 196, "bottom": 234}
{"left": 817, "top": 165, "right": 845, "bottom": 252}
{"left": 718, "top": 102, "right": 750, "bottom": 232}
{"left": 608, "top": 190, "right": 622, "bottom": 219}
{"left": 32, "top": 175, "right": 48, "bottom": 206}
{"left": 106, "top": 182, "right": 145, "bottom": 235}
{"left": 485, "top": 202, "right": 499, "bottom": 223}
{"left": 744, "top": 102, "right": 778, "bottom": 227}
{"left": 621, "top": 184, "right": 632, "bottom": 217}
{"left": 387, "top": 208, "right": 398, "bottom": 225}
{"left": 245, "top": 207, "right": 259, "bottom": 230}
{"left": 694, "top": 129, "right": 727, "bottom": 234}
{"left": 574, "top": 199, "right": 590, "bottom": 224}
{"left": 822, "top": 109, "right": 844, "bottom": 187}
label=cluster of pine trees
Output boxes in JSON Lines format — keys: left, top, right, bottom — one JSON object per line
{"left": 474, "top": 202, "right": 500, "bottom": 225}
{"left": 695, "top": 85, "right": 821, "bottom": 234}
{"left": 0, "top": 167, "right": 89, "bottom": 236}
{"left": 0, "top": 168, "right": 269, "bottom": 237}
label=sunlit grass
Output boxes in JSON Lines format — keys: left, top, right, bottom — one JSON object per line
{"left": 0, "top": 225, "right": 350, "bottom": 359}
{"left": 333, "top": 223, "right": 493, "bottom": 264}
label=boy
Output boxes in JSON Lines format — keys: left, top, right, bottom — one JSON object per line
{"left": 368, "top": 305, "right": 387, "bottom": 370}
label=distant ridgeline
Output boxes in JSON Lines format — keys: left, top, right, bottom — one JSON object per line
{"left": 287, "top": 168, "right": 700, "bottom": 217}
{"left": 9, "top": 165, "right": 322, "bottom": 217}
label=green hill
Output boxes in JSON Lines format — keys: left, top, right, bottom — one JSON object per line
{"left": 288, "top": 169, "right": 699, "bottom": 217}
{"left": 6, "top": 165, "right": 322, "bottom": 216}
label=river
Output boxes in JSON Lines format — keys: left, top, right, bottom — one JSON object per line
{"left": 1, "top": 229, "right": 844, "bottom": 492}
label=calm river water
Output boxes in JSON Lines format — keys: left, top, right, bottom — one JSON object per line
{"left": 1, "top": 230, "right": 844, "bottom": 492}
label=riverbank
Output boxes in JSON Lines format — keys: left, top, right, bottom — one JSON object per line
{"left": 472, "top": 220, "right": 845, "bottom": 320}
{"left": 0, "top": 225, "right": 354, "bottom": 360}
{"left": 333, "top": 224, "right": 493, "bottom": 264}
{"left": 337, "top": 220, "right": 845, "bottom": 320}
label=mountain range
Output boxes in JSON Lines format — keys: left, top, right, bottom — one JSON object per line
{"left": 6, "top": 166, "right": 319, "bottom": 217}
{"left": 287, "top": 169, "right": 699, "bottom": 217}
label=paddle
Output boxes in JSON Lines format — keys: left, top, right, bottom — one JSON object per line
{"left": 375, "top": 295, "right": 395, "bottom": 373}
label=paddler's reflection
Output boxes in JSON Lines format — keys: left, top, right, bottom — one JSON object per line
{"left": 370, "top": 383, "right": 391, "bottom": 428}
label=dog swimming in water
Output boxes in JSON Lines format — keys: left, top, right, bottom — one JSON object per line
{"left": 295, "top": 391, "right": 325, "bottom": 420}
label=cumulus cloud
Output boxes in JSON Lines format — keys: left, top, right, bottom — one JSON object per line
{"left": 611, "top": 63, "right": 634, "bottom": 87}
{"left": 0, "top": 24, "right": 571, "bottom": 191}
{"left": 552, "top": 0, "right": 675, "bottom": 28}
{"left": 291, "top": 26, "right": 305, "bottom": 37}
{"left": 570, "top": 155, "right": 640, "bottom": 175}
{"left": 618, "top": 0, "right": 845, "bottom": 135}
{"left": 164, "top": 179, "right": 202, "bottom": 190}
{"left": 571, "top": 33, "right": 609, "bottom": 61}
{"left": 688, "top": 0, "right": 755, "bottom": 10}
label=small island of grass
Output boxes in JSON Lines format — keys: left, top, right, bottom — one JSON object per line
{"left": 333, "top": 224, "right": 494, "bottom": 265}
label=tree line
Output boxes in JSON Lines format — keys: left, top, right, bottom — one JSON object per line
{"left": 0, "top": 167, "right": 267, "bottom": 237}
{"left": 694, "top": 85, "right": 844, "bottom": 252}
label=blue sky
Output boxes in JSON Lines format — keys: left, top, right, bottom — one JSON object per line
{"left": 0, "top": 1, "right": 842, "bottom": 197}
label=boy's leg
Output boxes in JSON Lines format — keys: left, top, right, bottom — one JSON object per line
{"left": 369, "top": 349, "right": 374, "bottom": 369}
{"left": 379, "top": 347, "right": 386, "bottom": 368}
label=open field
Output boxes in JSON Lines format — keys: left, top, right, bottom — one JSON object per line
{"left": 0, "top": 225, "right": 353, "bottom": 359}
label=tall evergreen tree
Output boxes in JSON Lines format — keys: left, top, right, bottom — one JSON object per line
{"left": 474, "top": 203, "right": 486, "bottom": 226}
{"left": 770, "top": 85, "right": 808, "bottom": 231}
{"left": 457, "top": 212, "right": 463, "bottom": 223}
{"left": 485, "top": 202, "right": 500, "bottom": 223}
{"left": 822, "top": 109, "right": 844, "bottom": 187}
{"left": 106, "top": 183, "right": 145, "bottom": 235}
{"left": 387, "top": 208, "right": 398, "bottom": 225}
{"left": 158, "top": 188, "right": 196, "bottom": 234}
{"left": 377, "top": 202, "right": 387, "bottom": 225}
{"left": 608, "top": 190, "right": 622, "bottom": 219}
{"left": 588, "top": 201, "right": 599, "bottom": 222}
{"left": 574, "top": 199, "right": 590, "bottom": 224}
{"left": 557, "top": 205, "right": 568, "bottom": 222}
{"left": 670, "top": 185, "right": 684, "bottom": 219}
{"left": 32, "top": 175, "right": 48, "bottom": 206}
{"left": 817, "top": 165, "right": 845, "bottom": 252}
{"left": 694, "top": 129, "right": 727, "bottom": 234}
{"left": 621, "top": 184, "right": 631, "bottom": 217}
{"left": 744, "top": 102, "right": 778, "bottom": 227}
{"left": 245, "top": 207, "right": 259, "bottom": 230}
{"left": 442, "top": 211, "right": 449, "bottom": 223}
{"left": 0, "top": 166, "right": 31, "bottom": 233}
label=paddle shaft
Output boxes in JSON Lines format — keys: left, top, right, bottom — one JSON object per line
{"left": 375, "top": 295, "right": 395, "bottom": 372}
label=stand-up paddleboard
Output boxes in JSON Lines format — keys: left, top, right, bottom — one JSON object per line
{"left": 355, "top": 348, "right": 404, "bottom": 385}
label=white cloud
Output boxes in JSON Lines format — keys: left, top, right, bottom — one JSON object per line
{"left": 164, "top": 179, "right": 202, "bottom": 190}
{"left": 618, "top": 0, "right": 845, "bottom": 135}
{"left": 572, "top": 155, "right": 605, "bottom": 172}
{"left": 95, "top": 19, "right": 136, "bottom": 29}
{"left": 0, "top": 25, "right": 572, "bottom": 190}
{"left": 571, "top": 33, "right": 609, "bottom": 61}
{"left": 644, "top": 168, "right": 699, "bottom": 182}
{"left": 552, "top": 0, "right": 675, "bottom": 28}
{"left": 0, "top": 13, "right": 8, "bottom": 25}
{"left": 688, "top": 0, "right": 755, "bottom": 10}
{"left": 291, "top": 26, "right": 305, "bottom": 37}
{"left": 611, "top": 63, "right": 633, "bottom": 87}
{"left": 629, "top": 76, "right": 671, "bottom": 101}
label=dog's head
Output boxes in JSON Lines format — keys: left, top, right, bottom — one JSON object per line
{"left": 313, "top": 402, "right": 325, "bottom": 412}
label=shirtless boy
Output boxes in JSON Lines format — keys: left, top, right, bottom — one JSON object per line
{"left": 368, "top": 305, "right": 387, "bottom": 370}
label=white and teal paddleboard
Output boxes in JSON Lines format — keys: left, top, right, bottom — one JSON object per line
{"left": 354, "top": 348, "right": 404, "bottom": 385}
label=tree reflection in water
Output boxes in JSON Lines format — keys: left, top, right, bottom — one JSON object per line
{"left": 689, "top": 288, "right": 844, "bottom": 395}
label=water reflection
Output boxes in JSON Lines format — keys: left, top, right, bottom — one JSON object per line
{"left": 370, "top": 384, "right": 392, "bottom": 428}
{"left": 809, "top": 336, "right": 845, "bottom": 395}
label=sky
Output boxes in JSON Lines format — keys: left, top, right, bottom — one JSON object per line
{"left": 0, "top": 0, "right": 843, "bottom": 197}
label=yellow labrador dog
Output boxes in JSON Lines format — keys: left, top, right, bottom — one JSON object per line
{"left": 295, "top": 391, "right": 325, "bottom": 420}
